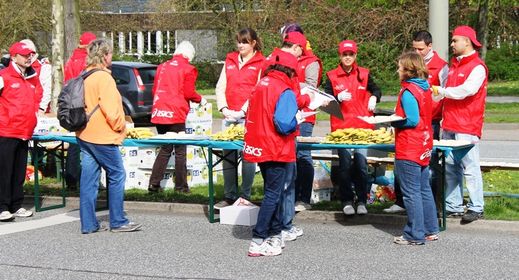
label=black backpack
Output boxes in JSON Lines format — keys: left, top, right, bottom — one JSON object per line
{"left": 57, "top": 69, "right": 101, "bottom": 132}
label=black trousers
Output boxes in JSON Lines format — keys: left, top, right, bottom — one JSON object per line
{"left": 0, "top": 137, "right": 29, "bottom": 213}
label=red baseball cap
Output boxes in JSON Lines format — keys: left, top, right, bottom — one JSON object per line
{"left": 79, "top": 32, "right": 97, "bottom": 45}
{"left": 452, "top": 25, "right": 481, "bottom": 49}
{"left": 284, "top": 32, "right": 307, "bottom": 50}
{"left": 338, "top": 40, "right": 357, "bottom": 54}
{"left": 9, "top": 42, "right": 35, "bottom": 56}
{"left": 269, "top": 48, "right": 298, "bottom": 73}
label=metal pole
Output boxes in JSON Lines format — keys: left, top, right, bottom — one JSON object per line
{"left": 429, "top": 0, "right": 449, "bottom": 61}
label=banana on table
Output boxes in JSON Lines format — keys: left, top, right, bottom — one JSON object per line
{"left": 127, "top": 128, "right": 155, "bottom": 139}
{"left": 324, "top": 127, "right": 394, "bottom": 144}
{"left": 211, "top": 124, "right": 245, "bottom": 141}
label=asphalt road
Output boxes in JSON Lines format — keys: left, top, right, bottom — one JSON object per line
{"left": 1, "top": 208, "right": 518, "bottom": 280}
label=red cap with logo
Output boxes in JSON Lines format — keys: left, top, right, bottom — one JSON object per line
{"left": 452, "top": 25, "right": 482, "bottom": 49}
{"left": 9, "top": 42, "right": 35, "bottom": 56}
{"left": 284, "top": 32, "right": 307, "bottom": 50}
{"left": 269, "top": 48, "right": 298, "bottom": 74}
{"left": 338, "top": 40, "right": 358, "bottom": 54}
{"left": 79, "top": 32, "right": 97, "bottom": 45}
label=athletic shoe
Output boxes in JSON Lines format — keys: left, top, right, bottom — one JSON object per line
{"left": 295, "top": 202, "right": 312, "bottom": 212}
{"left": 82, "top": 224, "right": 108, "bottom": 234}
{"left": 147, "top": 185, "right": 162, "bottom": 193}
{"left": 268, "top": 235, "right": 285, "bottom": 249}
{"left": 214, "top": 200, "right": 232, "bottom": 210}
{"left": 356, "top": 204, "right": 368, "bottom": 215}
{"left": 247, "top": 239, "right": 282, "bottom": 257}
{"left": 110, "top": 222, "right": 142, "bottom": 233}
{"left": 393, "top": 236, "right": 425, "bottom": 245}
{"left": 446, "top": 211, "right": 464, "bottom": 218}
{"left": 282, "top": 229, "right": 297, "bottom": 242}
{"left": 425, "top": 234, "right": 439, "bottom": 241}
{"left": 343, "top": 204, "right": 355, "bottom": 215}
{"left": 461, "top": 210, "right": 484, "bottom": 223}
{"left": 0, "top": 211, "right": 14, "bottom": 221}
{"left": 383, "top": 204, "right": 406, "bottom": 214}
{"left": 13, "top": 208, "right": 33, "bottom": 218}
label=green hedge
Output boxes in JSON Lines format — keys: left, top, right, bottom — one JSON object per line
{"left": 485, "top": 45, "right": 519, "bottom": 81}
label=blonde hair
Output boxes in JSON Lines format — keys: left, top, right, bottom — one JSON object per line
{"left": 398, "top": 51, "right": 428, "bottom": 80}
{"left": 86, "top": 39, "right": 112, "bottom": 67}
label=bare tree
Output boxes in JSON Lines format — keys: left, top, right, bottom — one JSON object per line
{"left": 64, "top": 0, "right": 81, "bottom": 62}
{"left": 51, "top": 0, "right": 64, "bottom": 113}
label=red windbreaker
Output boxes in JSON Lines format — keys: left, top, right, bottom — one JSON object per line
{"left": 150, "top": 55, "right": 202, "bottom": 124}
{"left": 394, "top": 81, "right": 433, "bottom": 166}
{"left": 0, "top": 62, "right": 42, "bottom": 139}
{"left": 327, "top": 64, "right": 374, "bottom": 131}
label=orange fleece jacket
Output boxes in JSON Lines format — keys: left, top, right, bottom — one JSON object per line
{"left": 76, "top": 66, "right": 126, "bottom": 145}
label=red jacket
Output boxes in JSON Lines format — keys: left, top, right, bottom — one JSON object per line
{"left": 297, "top": 51, "right": 322, "bottom": 124}
{"left": 427, "top": 51, "right": 448, "bottom": 121}
{"left": 327, "top": 64, "right": 374, "bottom": 131}
{"left": 394, "top": 81, "right": 433, "bottom": 166}
{"left": 151, "top": 55, "right": 202, "bottom": 124}
{"left": 64, "top": 48, "right": 88, "bottom": 82}
{"left": 442, "top": 52, "right": 488, "bottom": 138}
{"left": 243, "top": 70, "right": 297, "bottom": 163}
{"left": 224, "top": 51, "right": 264, "bottom": 111}
{"left": 0, "top": 62, "right": 42, "bottom": 139}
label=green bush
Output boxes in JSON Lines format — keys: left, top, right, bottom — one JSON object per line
{"left": 485, "top": 45, "right": 519, "bottom": 81}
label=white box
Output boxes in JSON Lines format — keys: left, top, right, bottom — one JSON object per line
{"left": 220, "top": 198, "right": 259, "bottom": 226}
{"left": 311, "top": 188, "right": 332, "bottom": 204}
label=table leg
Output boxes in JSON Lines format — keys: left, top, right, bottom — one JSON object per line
{"left": 440, "top": 150, "right": 447, "bottom": 231}
{"left": 208, "top": 147, "right": 215, "bottom": 223}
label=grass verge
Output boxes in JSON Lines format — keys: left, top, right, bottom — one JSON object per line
{"left": 25, "top": 170, "right": 519, "bottom": 221}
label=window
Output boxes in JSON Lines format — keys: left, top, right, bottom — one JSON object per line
{"left": 138, "top": 68, "right": 156, "bottom": 84}
{"left": 112, "top": 67, "right": 131, "bottom": 85}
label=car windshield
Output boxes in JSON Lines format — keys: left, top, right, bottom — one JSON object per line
{"left": 138, "top": 68, "right": 156, "bottom": 84}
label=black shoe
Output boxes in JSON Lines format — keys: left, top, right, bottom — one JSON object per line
{"left": 446, "top": 211, "right": 464, "bottom": 218}
{"left": 461, "top": 210, "right": 483, "bottom": 223}
{"left": 148, "top": 185, "right": 162, "bottom": 193}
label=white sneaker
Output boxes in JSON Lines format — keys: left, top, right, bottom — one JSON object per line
{"left": 268, "top": 235, "right": 285, "bottom": 249}
{"left": 282, "top": 229, "right": 297, "bottom": 241}
{"left": 248, "top": 239, "right": 282, "bottom": 257}
{"left": 343, "top": 204, "right": 355, "bottom": 215}
{"left": 13, "top": 208, "right": 33, "bottom": 218}
{"left": 356, "top": 204, "right": 368, "bottom": 215}
{"left": 295, "top": 202, "right": 312, "bottom": 212}
{"left": 290, "top": 226, "right": 304, "bottom": 237}
{"left": 0, "top": 211, "right": 14, "bottom": 221}
{"left": 383, "top": 204, "right": 406, "bottom": 214}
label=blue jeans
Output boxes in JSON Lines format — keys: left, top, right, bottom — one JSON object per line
{"left": 78, "top": 139, "right": 129, "bottom": 233}
{"left": 222, "top": 120, "right": 255, "bottom": 200}
{"left": 295, "top": 122, "right": 314, "bottom": 204}
{"left": 396, "top": 160, "right": 439, "bottom": 242}
{"left": 338, "top": 148, "right": 369, "bottom": 204}
{"left": 277, "top": 162, "right": 296, "bottom": 231}
{"left": 442, "top": 131, "right": 484, "bottom": 213}
{"left": 252, "top": 162, "right": 289, "bottom": 240}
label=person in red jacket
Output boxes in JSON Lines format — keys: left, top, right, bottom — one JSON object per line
{"left": 63, "top": 31, "right": 97, "bottom": 190}
{"left": 244, "top": 48, "right": 299, "bottom": 257}
{"left": 324, "top": 40, "right": 381, "bottom": 216}
{"left": 64, "top": 32, "right": 97, "bottom": 82}
{"left": 432, "top": 25, "right": 488, "bottom": 223}
{"left": 0, "top": 42, "right": 42, "bottom": 221}
{"left": 214, "top": 28, "right": 264, "bottom": 208}
{"left": 391, "top": 52, "right": 438, "bottom": 245}
{"left": 384, "top": 30, "right": 448, "bottom": 214}
{"left": 20, "top": 39, "right": 52, "bottom": 115}
{"left": 148, "top": 41, "right": 206, "bottom": 193}
{"left": 280, "top": 24, "right": 323, "bottom": 215}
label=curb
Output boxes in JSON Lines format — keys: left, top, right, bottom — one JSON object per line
{"left": 36, "top": 196, "right": 519, "bottom": 233}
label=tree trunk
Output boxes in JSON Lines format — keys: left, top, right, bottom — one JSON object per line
{"left": 476, "top": 0, "right": 489, "bottom": 60}
{"left": 64, "top": 0, "right": 81, "bottom": 62}
{"left": 51, "top": 0, "right": 64, "bottom": 113}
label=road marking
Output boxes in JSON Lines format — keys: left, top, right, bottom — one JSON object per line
{"left": 0, "top": 210, "right": 108, "bottom": 236}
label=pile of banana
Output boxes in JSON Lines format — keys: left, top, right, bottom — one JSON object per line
{"left": 126, "top": 127, "right": 155, "bottom": 139}
{"left": 324, "top": 127, "right": 393, "bottom": 144}
{"left": 211, "top": 124, "right": 245, "bottom": 141}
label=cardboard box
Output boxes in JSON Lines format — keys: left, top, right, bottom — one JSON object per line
{"left": 311, "top": 188, "right": 332, "bottom": 204}
{"left": 220, "top": 198, "right": 260, "bottom": 226}
{"left": 33, "top": 116, "right": 68, "bottom": 135}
